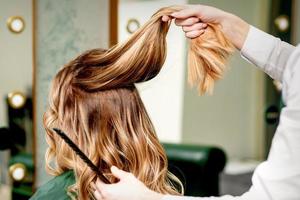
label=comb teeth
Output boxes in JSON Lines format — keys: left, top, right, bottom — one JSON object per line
{"left": 52, "top": 128, "right": 110, "bottom": 183}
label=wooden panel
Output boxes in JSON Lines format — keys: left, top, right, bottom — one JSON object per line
{"left": 109, "top": 0, "right": 118, "bottom": 46}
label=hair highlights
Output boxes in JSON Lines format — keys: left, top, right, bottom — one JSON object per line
{"left": 44, "top": 6, "right": 233, "bottom": 200}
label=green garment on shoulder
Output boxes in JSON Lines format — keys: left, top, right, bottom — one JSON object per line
{"left": 30, "top": 171, "right": 76, "bottom": 200}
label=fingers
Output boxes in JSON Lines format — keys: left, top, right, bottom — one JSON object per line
{"left": 93, "top": 166, "right": 131, "bottom": 193}
{"left": 162, "top": 10, "right": 208, "bottom": 40}
{"left": 185, "top": 30, "right": 205, "bottom": 39}
{"left": 171, "top": 7, "right": 199, "bottom": 19}
{"left": 182, "top": 22, "right": 207, "bottom": 32}
{"left": 95, "top": 178, "right": 105, "bottom": 190}
{"left": 162, "top": 16, "right": 201, "bottom": 27}
{"left": 161, "top": 15, "right": 171, "bottom": 22}
{"left": 93, "top": 181, "right": 103, "bottom": 199}
{"left": 182, "top": 22, "right": 207, "bottom": 39}
{"left": 93, "top": 190, "right": 102, "bottom": 200}
{"left": 162, "top": 15, "right": 206, "bottom": 39}
{"left": 110, "top": 166, "right": 130, "bottom": 180}
{"left": 175, "top": 17, "right": 199, "bottom": 26}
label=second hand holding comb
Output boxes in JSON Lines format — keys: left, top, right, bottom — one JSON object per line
{"left": 52, "top": 128, "right": 110, "bottom": 184}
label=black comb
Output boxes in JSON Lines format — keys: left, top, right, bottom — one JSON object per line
{"left": 52, "top": 128, "right": 110, "bottom": 183}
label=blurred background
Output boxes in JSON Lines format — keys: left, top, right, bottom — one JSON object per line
{"left": 0, "top": 0, "right": 299, "bottom": 199}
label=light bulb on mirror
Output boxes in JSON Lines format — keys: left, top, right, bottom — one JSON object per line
{"left": 126, "top": 18, "right": 140, "bottom": 34}
{"left": 273, "top": 80, "right": 282, "bottom": 92}
{"left": 274, "top": 15, "right": 289, "bottom": 32}
{"left": 7, "top": 16, "right": 25, "bottom": 34}
{"left": 9, "top": 163, "right": 27, "bottom": 182}
{"left": 8, "top": 91, "right": 26, "bottom": 109}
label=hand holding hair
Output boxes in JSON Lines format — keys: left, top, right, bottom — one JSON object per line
{"left": 162, "top": 4, "right": 250, "bottom": 49}
{"left": 94, "top": 166, "right": 163, "bottom": 200}
{"left": 74, "top": 5, "right": 234, "bottom": 94}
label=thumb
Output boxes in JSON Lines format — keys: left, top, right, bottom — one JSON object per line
{"left": 171, "top": 8, "right": 199, "bottom": 19}
{"left": 110, "top": 166, "right": 130, "bottom": 180}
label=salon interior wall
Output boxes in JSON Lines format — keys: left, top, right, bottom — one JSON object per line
{"left": 118, "top": 0, "right": 187, "bottom": 143}
{"left": 0, "top": 0, "right": 33, "bottom": 183}
{"left": 182, "top": 0, "right": 270, "bottom": 160}
{"left": 35, "top": 0, "right": 109, "bottom": 186}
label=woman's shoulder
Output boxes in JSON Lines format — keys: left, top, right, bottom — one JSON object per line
{"left": 30, "top": 170, "right": 76, "bottom": 200}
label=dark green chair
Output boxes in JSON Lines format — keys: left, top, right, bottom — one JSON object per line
{"left": 30, "top": 144, "right": 226, "bottom": 199}
{"left": 163, "top": 143, "right": 226, "bottom": 197}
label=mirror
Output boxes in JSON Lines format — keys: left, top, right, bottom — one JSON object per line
{"left": 0, "top": 1, "right": 34, "bottom": 200}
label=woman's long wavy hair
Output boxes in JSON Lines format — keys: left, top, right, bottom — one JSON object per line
{"left": 44, "top": 6, "right": 234, "bottom": 200}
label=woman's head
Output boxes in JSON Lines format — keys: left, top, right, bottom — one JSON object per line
{"left": 44, "top": 49, "right": 182, "bottom": 199}
{"left": 43, "top": 5, "right": 233, "bottom": 199}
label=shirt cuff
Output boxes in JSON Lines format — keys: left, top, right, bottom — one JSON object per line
{"left": 241, "top": 25, "right": 277, "bottom": 66}
{"left": 240, "top": 25, "right": 280, "bottom": 79}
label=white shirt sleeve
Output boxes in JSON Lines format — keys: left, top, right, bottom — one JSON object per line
{"left": 241, "top": 26, "right": 295, "bottom": 82}
{"left": 246, "top": 45, "right": 300, "bottom": 200}
{"left": 162, "top": 27, "right": 300, "bottom": 200}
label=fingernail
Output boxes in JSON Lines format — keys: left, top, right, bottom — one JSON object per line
{"left": 161, "top": 16, "right": 168, "bottom": 22}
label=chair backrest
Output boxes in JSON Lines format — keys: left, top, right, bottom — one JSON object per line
{"left": 163, "top": 143, "right": 226, "bottom": 197}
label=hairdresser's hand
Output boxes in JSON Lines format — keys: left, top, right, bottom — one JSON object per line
{"left": 162, "top": 5, "right": 249, "bottom": 49}
{"left": 94, "top": 166, "right": 163, "bottom": 200}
